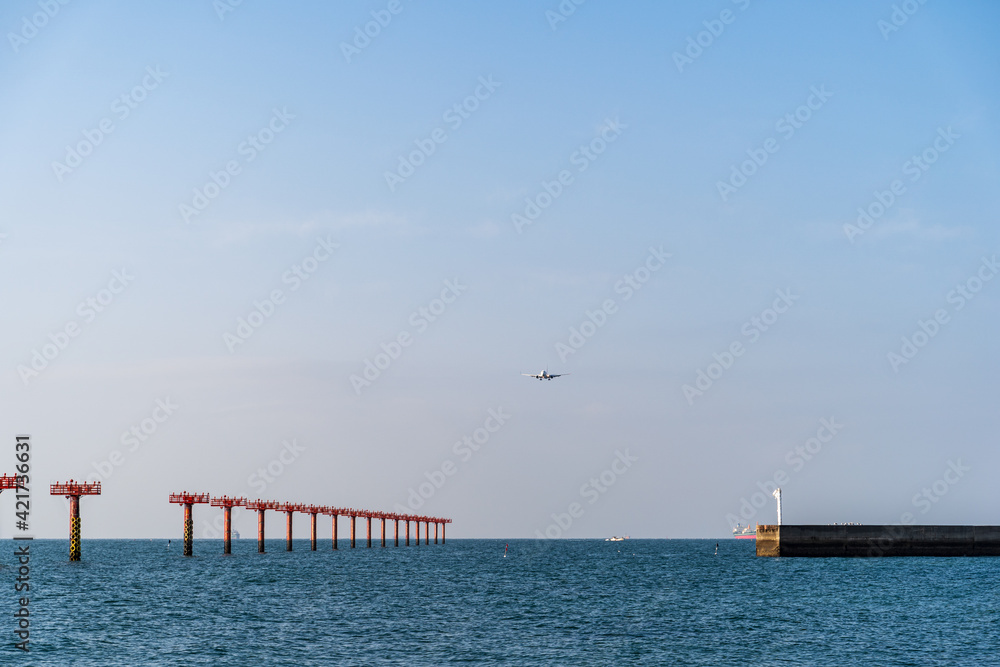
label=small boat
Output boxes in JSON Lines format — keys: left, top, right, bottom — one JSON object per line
{"left": 605, "top": 536, "right": 629, "bottom": 542}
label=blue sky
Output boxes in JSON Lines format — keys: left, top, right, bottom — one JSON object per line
{"left": 1, "top": 0, "right": 998, "bottom": 540}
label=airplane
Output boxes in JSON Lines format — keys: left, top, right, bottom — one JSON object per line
{"left": 521, "top": 369, "right": 569, "bottom": 381}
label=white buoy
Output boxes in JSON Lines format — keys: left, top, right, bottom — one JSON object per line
{"left": 773, "top": 488, "right": 782, "bottom": 525}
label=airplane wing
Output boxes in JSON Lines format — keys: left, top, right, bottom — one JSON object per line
{"left": 522, "top": 373, "right": 541, "bottom": 378}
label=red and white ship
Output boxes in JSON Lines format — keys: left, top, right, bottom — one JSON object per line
{"left": 732, "top": 523, "right": 756, "bottom": 539}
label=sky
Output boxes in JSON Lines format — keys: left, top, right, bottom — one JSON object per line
{"left": 1, "top": 0, "right": 998, "bottom": 541}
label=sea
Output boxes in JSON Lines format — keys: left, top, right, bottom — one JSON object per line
{"left": 1, "top": 538, "right": 997, "bottom": 665}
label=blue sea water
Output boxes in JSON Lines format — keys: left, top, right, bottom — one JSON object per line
{"left": 1, "top": 538, "right": 998, "bottom": 665}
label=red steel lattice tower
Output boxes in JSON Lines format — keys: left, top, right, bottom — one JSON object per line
{"left": 210, "top": 496, "right": 246, "bottom": 554}
{"left": 51, "top": 480, "right": 101, "bottom": 561}
{"left": 168, "top": 492, "right": 210, "bottom": 557}
{"left": 1, "top": 475, "right": 19, "bottom": 536}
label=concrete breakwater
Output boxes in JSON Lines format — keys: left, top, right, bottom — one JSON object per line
{"left": 756, "top": 524, "right": 1000, "bottom": 557}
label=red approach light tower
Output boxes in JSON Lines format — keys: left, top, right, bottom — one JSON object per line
{"left": 210, "top": 496, "right": 246, "bottom": 554}
{"left": 50, "top": 480, "right": 101, "bottom": 561}
{"left": 246, "top": 500, "right": 280, "bottom": 553}
{"left": 1, "top": 474, "right": 20, "bottom": 533}
{"left": 347, "top": 509, "right": 359, "bottom": 548}
{"left": 320, "top": 506, "right": 342, "bottom": 550}
{"left": 169, "top": 492, "right": 210, "bottom": 556}
{"left": 280, "top": 503, "right": 307, "bottom": 551}
{"left": 303, "top": 505, "right": 324, "bottom": 551}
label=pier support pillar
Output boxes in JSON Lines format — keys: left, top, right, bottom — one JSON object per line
{"left": 350, "top": 516, "right": 356, "bottom": 548}
{"left": 381, "top": 518, "right": 386, "bottom": 547}
{"left": 285, "top": 511, "right": 293, "bottom": 551}
{"left": 69, "top": 496, "right": 82, "bottom": 561}
{"left": 442, "top": 523, "right": 446, "bottom": 544}
{"left": 182, "top": 503, "right": 193, "bottom": 557}
{"left": 406, "top": 520, "right": 410, "bottom": 546}
{"left": 425, "top": 521, "right": 429, "bottom": 545}
{"left": 332, "top": 514, "right": 338, "bottom": 550}
{"left": 395, "top": 519, "right": 399, "bottom": 547}
{"left": 310, "top": 513, "right": 317, "bottom": 551}
{"left": 257, "top": 509, "right": 266, "bottom": 553}
{"left": 367, "top": 516, "right": 372, "bottom": 548}
{"left": 434, "top": 522, "right": 439, "bottom": 544}
{"left": 223, "top": 506, "right": 233, "bottom": 554}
